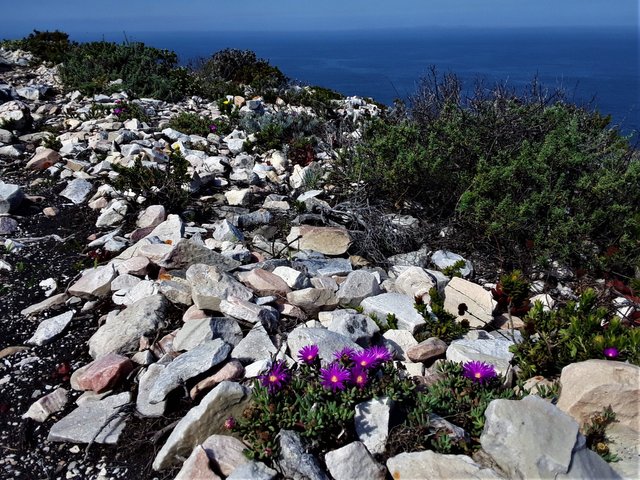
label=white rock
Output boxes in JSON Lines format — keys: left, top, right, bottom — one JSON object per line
{"left": 26, "top": 311, "right": 74, "bottom": 346}
{"left": 444, "top": 277, "right": 496, "bottom": 328}
{"left": 387, "top": 450, "right": 503, "bottom": 480}
{"left": 22, "top": 387, "right": 68, "bottom": 422}
{"left": 325, "top": 441, "right": 386, "bottom": 480}
{"left": 361, "top": 293, "right": 426, "bottom": 333}
{"left": 355, "top": 397, "right": 393, "bottom": 455}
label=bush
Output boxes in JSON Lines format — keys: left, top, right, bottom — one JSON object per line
{"left": 346, "top": 70, "right": 640, "bottom": 272}
{"left": 1, "top": 30, "right": 74, "bottom": 64}
{"left": 194, "top": 48, "right": 288, "bottom": 97}
{"left": 58, "top": 40, "right": 189, "bottom": 101}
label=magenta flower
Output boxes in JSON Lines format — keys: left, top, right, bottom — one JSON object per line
{"left": 603, "top": 347, "right": 619, "bottom": 359}
{"left": 298, "top": 344, "right": 319, "bottom": 364}
{"left": 351, "top": 366, "right": 368, "bottom": 389}
{"left": 224, "top": 416, "right": 236, "bottom": 430}
{"left": 320, "top": 363, "right": 351, "bottom": 391}
{"left": 462, "top": 361, "right": 497, "bottom": 383}
{"left": 209, "top": 124, "right": 217, "bottom": 132}
{"left": 353, "top": 349, "right": 378, "bottom": 369}
{"left": 113, "top": 108, "right": 123, "bottom": 115}
{"left": 369, "top": 345, "right": 393, "bottom": 363}
{"left": 259, "top": 360, "right": 290, "bottom": 393}
{"left": 333, "top": 346, "right": 356, "bottom": 363}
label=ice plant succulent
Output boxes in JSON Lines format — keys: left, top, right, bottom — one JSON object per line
{"left": 260, "top": 360, "right": 290, "bottom": 393}
{"left": 320, "top": 363, "right": 351, "bottom": 391}
{"left": 603, "top": 347, "right": 619, "bottom": 359}
{"left": 333, "top": 346, "right": 356, "bottom": 364}
{"left": 462, "top": 361, "right": 497, "bottom": 383}
{"left": 351, "top": 366, "right": 368, "bottom": 389}
{"left": 369, "top": 345, "right": 393, "bottom": 363}
{"left": 353, "top": 349, "right": 379, "bottom": 369}
{"left": 298, "top": 344, "right": 319, "bottom": 364}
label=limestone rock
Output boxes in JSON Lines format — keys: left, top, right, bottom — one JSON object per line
{"left": 220, "top": 297, "right": 279, "bottom": 327}
{"left": 136, "top": 363, "right": 168, "bottom": 417}
{"left": 187, "top": 264, "right": 253, "bottom": 311}
{"left": 201, "top": 434, "right": 249, "bottom": 476}
{"left": 383, "top": 329, "right": 418, "bottom": 361}
{"left": 190, "top": 360, "right": 245, "bottom": 399}
{"left": 361, "top": 292, "right": 426, "bottom": 333}
{"left": 277, "top": 430, "right": 329, "bottom": 480}
{"left": 431, "top": 250, "right": 473, "bottom": 277}
{"left": 70, "top": 353, "right": 133, "bottom": 393}
{"left": 174, "top": 445, "right": 221, "bottom": 480}
{"left": 0, "top": 182, "right": 24, "bottom": 214}
{"left": 231, "top": 323, "right": 277, "bottom": 364}
{"left": 321, "top": 309, "right": 379, "bottom": 347}
{"left": 286, "top": 288, "right": 338, "bottom": 314}
{"left": 136, "top": 204, "right": 166, "bottom": 229}
{"left": 60, "top": 178, "right": 93, "bottom": 204}
{"left": 394, "top": 266, "right": 436, "bottom": 302}
{"left": 446, "top": 332, "right": 514, "bottom": 375}
{"left": 481, "top": 395, "right": 620, "bottom": 480}
{"left": 88, "top": 294, "right": 168, "bottom": 358}
{"left": 325, "top": 441, "right": 386, "bottom": 480}
{"left": 26, "top": 310, "right": 74, "bottom": 346}
{"left": 227, "top": 461, "right": 278, "bottom": 480}
{"left": 22, "top": 387, "right": 68, "bottom": 423}
{"left": 336, "top": 270, "right": 381, "bottom": 307}
{"left": 407, "top": 337, "right": 448, "bottom": 363}
{"left": 444, "top": 277, "right": 496, "bottom": 328}
{"left": 355, "top": 397, "right": 393, "bottom": 455}
{"left": 173, "top": 316, "right": 243, "bottom": 351}
{"left": 48, "top": 392, "right": 131, "bottom": 444}
{"left": 152, "top": 381, "right": 250, "bottom": 470}
{"left": 148, "top": 339, "right": 231, "bottom": 404}
{"left": 272, "top": 266, "right": 308, "bottom": 289}
{"left": 387, "top": 450, "right": 503, "bottom": 480}
{"left": 557, "top": 359, "right": 640, "bottom": 432}
{"left": 68, "top": 264, "right": 117, "bottom": 298}
{"left": 0, "top": 100, "right": 32, "bottom": 131}
{"left": 239, "top": 268, "right": 291, "bottom": 297}
{"left": 287, "top": 226, "right": 351, "bottom": 256}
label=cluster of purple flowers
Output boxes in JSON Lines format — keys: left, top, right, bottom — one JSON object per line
{"left": 259, "top": 344, "right": 395, "bottom": 394}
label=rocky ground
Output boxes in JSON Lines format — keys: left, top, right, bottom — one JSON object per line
{"left": 0, "top": 47, "right": 638, "bottom": 480}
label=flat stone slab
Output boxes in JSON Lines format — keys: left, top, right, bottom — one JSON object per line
{"left": 47, "top": 392, "right": 131, "bottom": 444}
{"left": 26, "top": 311, "right": 74, "bottom": 346}
{"left": 360, "top": 292, "right": 426, "bottom": 333}
{"left": 287, "top": 226, "right": 351, "bottom": 256}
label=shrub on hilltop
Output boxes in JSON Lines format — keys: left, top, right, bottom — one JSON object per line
{"left": 344, "top": 69, "right": 640, "bottom": 273}
{"left": 0, "top": 29, "right": 74, "bottom": 64}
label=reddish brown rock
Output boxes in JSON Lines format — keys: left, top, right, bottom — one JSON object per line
{"left": 26, "top": 148, "right": 62, "bottom": 170}
{"left": 239, "top": 268, "right": 291, "bottom": 297}
{"left": 70, "top": 353, "right": 134, "bottom": 393}
{"left": 407, "top": 337, "right": 448, "bottom": 363}
{"left": 190, "top": 360, "right": 245, "bottom": 399}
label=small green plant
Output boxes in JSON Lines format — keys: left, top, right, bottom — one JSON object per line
{"left": 111, "top": 146, "right": 190, "bottom": 213}
{"left": 492, "top": 270, "right": 531, "bottom": 316}
{"left": 15, "top": 261, "right": 26, "bottom": 273}
{"left": 112, "top": 100, "right": 149, "bottom": 123}
{"left": 368, "top": 312, "right": 398, "bottom": 333}
{"left": 43, "top": 133, "right": 62, "bottom": 151}
{"left": 510, "top": 289, "right": 640, "bottom": 378}
{"left": 167, "top": 112, "right": 213, "bottom": 137}
{"left": 441, "top": 259, "right": 466, "bottom": 278}
{"left": 584, "top": 406, "right": 619, "bottom": 462}
{"left": 414, "top": 288, "right": 470, "bottom": 343}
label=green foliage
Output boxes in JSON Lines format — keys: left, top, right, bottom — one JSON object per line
{"left": 240, "top": 111, "right": 324, "bottom": 154}
{"left": 441, "top": 259, "right": 466, "bottom": 278}
{"left": 233, "top": 356, "right": 415, "bottom": 463}
{"left": 584, "top": 406, "right": 619, "bottom": 462}
{"left": 492, "top": 270, "right": 531, "bottom": 316}
{"left": 345, "top": 70, "right": 640, "bottom": 273}
{"left": 282, "top": 85, "right": 344, "bottom": 115}
{"left": 195, "top": 49, "right": 288, "bottom": 97}
{"left": 111, "top": 147, "right": 190, "bottom": 212}
{"left": 1, "top": 30, "right": 74, "bottom": 64}
{"left": 43, "top": 133, "right": 62, "bottom": 151}
{"left": 58, "top": 40, "right": 188, "bottom": 101}
{"left": 414, "top": 288, "right": 470, "bottom": 343}
{"left": 510, "top": 289, "right": 640, "bottom": 378}
{"left": 112, "top": 100, "right": 149, "bottom": 123}
{"left": 167, "top": 112, "right": 213, "bottom": 137}
{"left": 389, "top": 361, "right": 520, "bottom": 456}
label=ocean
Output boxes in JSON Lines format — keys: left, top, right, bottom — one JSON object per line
{"left": 71, "top": 27, "right": 639, "bottom": 137}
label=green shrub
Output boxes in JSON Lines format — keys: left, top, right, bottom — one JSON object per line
{"left": 111, "top": 146, "right": 190, "bottom": 212}
{"left": 58, "top": 40, "right": 188, "bottom": 101}
{"left": 510, "top": 289, "right": 640, "bottom": 378}
{"left": 1, "top": 30, "right": 74, "bottom": 64}
{"left": 167, "top": 112, "right": 213, "bottom": 137}
{"left": 414, "top": 288, "right": 470, "bottom": 343}
{"left": 346, "top": 71, "right": 640, "bottom": 273}
{"left": 194, "top": 49, "right": 288, "bottom": 96}
{"left": 240, "top": 111, "right": 325, "bottom": 153}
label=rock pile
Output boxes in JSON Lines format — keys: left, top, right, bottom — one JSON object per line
{"left": 1, "top": 49, "right": 638, "bottom": 480}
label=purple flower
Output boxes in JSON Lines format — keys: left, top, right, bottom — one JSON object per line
{"left": 351, "top": 366, "right": 368, "bottom": 389}
{"left": 209, "top": 124, "right": 217, "bottom": 132}
{"left": 353, "top": 349, "right": 378, "bottom": 369}
{"left": 369, "top": 345, "right": 393, "bottom": 363}
{"left": 113, "top": 108, "right": 123, "bottom": 115}
{"left": 224, "top": 416, "right": 236, "bottom": 430}
{"left": 320, "top": 363, "right": 351, "bottom": 391}
{"left": 333, "top": 346, "right": 356, "bottom": 363}
{"left": 603, "top": 347, "right": 619, "bottom": 359}
{"left": 462, "top": 361, "right": 497, "bottom": 383}
{"left": 259, "top": 360, "right": 290, "bottom": 393}
{"left": 298, "top": 344, "right": 319, "bottom": 364}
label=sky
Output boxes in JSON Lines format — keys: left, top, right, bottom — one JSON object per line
{"left": 2, "top": 0, "right": 638, "bottom": 37}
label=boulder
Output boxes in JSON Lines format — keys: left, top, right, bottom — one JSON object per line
{"left": 431, "top": 250, "right": 473, "bottom": 277}
{"left": 201, "top": 434, "right": 249, "bottom": 476}
{"left": 238, "top": 268, "right": 291, "bottom": 297}
{"left": 60, "top": 178, "right": 93, "bottom": 204}
{"left": 360, "top": 292, "right": 426, "bottom": 333}
{"left": 394, "top": 266, "right": 436, "bottom": 302}
{"left": 321, "top": 309, "right": 379, "bottom": 347}
{"left": 22, "top": 387, "right": 68, "bottom": 423}
{"left": 355, "top": 397, "right": 393, "bottom": 455}
{"left": 26, "top": 310, "right": 74, "bottom": 346}
{"left": 557, "top": 360, "right": 640, "bottom": 432}
{"left": 407, "top": 337, "right": 448, "bottom": 363}
{"left": 187, "top": 263, "right": 253, "bottom": 311}
{"left": 26, "top": 148, "right": 62, "bottom": 170}
{"left": 277, "top": 430, "right": 329, "bottom": 480}
{"left": 446, "top": 331, "right": 514, "bottom": 375}
{"left": 174, "top": 446, "right": 221, "bottom": 480}
{"left": 444, "top": 277, "right": 496, "bottom": 328}
{"left": 286, "top": 288, "right": 338, "bottom": 314}
{"left": 0, "top": 100, "right": 32, "bottom": 131}
{"left": 231, "top": 323, "right": 277, "bottom": 364}
{"left": 173, "top": 316, "right": 243, "bottom": 351}
{"left": 70, "top": 353, "right": 133, "bottom": 393}
{"left": 287, "top": 226, "right": 351, "bottom": 256}
{"left": 152, "top": 381, "right": 250, "bottom": 470}
{"left": 336, "top": 270, "right": 381, "bottom": 307}
{"left": 0, "top": 182, "right": 24, "bottom": 214}
{"left": 325, "top": 441, "right": 386, "bottom": 480}
{"left": 387, "top": 451, "right": 503, "bottom": 480}
{"left": 227, "top": 461, "right": 277, "bottom": 480}
{"left": 68, "top": 264, "right": 117, "bottom": 298}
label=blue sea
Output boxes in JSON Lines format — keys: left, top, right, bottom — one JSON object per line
{"left": 71, "top": 27, "right": 639, "bottom": 137}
